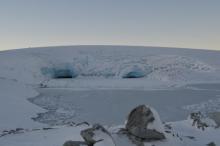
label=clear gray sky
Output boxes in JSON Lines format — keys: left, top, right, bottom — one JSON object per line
{"left": 0, "top": 0, "right": 219, "bottom": 51}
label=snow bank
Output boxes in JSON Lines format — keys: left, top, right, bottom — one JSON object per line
{"left": 1, "top": 117, "right": 220, "bottom": 146}
{"left": 0, "top": 126, "right": 86, "bottom": 146}
{"left": 0, "top": 79, "right": 45, "bottom": 130}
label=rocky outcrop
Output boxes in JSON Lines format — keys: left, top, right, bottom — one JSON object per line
{"left": 81, "top": 124, "right": 115, "bottom": 146}
{"left": 125, "top": 105, "right": 165, "bottom": 140}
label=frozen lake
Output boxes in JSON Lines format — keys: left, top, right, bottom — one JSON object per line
{"left": 29, "top": 83, "right": 220, "bottom": 126}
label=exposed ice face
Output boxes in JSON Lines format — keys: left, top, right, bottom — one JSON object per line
{"left": 0, "top": 46, "right": 218, "bottom": 85}
{"left": 121, "top": 66, "right": 146, "bottom": 78}
{"left": 39, "top": 54, "right": 215, "bottom": 82}
{"left": 146, "top": 55, "right": 215, "bottom": 81}
{"left": 41, "top": 63, "right": 78, "bottom": 79}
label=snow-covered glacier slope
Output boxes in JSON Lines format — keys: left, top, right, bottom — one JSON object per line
{"left": 0, "top": 46, "right": 220, "bottom": 88}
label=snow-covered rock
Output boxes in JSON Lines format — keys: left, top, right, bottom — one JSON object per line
{"left": 188, "top": 112, "right": 217, "bottom": 130}
{"left": 80, "top": 124, "right": 115, "bottom": 146}
{"left": 125, "top": 105, "right": 165, "bottom": 140}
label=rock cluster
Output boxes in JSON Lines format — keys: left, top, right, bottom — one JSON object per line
{"left": 63, "top": 105, "right": 165, "bottom": 146}
{"left": 190, "top": 112, "right": 209, "bottom": 130}
{"left": 190, "top": 112, "right": 218, "bottom": 130}
{"left": 63, "top": 124, "right": 115, "bottom": 146}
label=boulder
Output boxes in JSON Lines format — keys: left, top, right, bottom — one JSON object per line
{"left": 125, "top": 105, "right": 165, "bottom": 140}
{"left": 63, "top": 140, "right": 87, "bottom": 146}
{"left": 80, "top": 124, "right": 115, "bottom": 146}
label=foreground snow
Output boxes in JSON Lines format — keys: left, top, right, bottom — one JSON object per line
{"left": 1, "top": 119, "right": 220, "bottom": 146}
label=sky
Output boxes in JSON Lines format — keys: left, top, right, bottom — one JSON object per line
{"left": 0, "top": 0, "right": 219, "bottom": 51}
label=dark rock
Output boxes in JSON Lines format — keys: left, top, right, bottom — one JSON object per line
{"left": 207, "top": 142, "right": 216, "bottom": 146}
{"left": 190, "top": 112, "right": 209, "bottom": 130}
{"left": 125, "top": 105, "right": 165, "bottom": 140}
{"left": 63, "top": 140, "right": 87, "bottom": 146}
{"left": 15, "top": 128, "right": 24, "bottom": 131}
{"left": 76, "top": 122, "right": 90, "bottom": 127}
